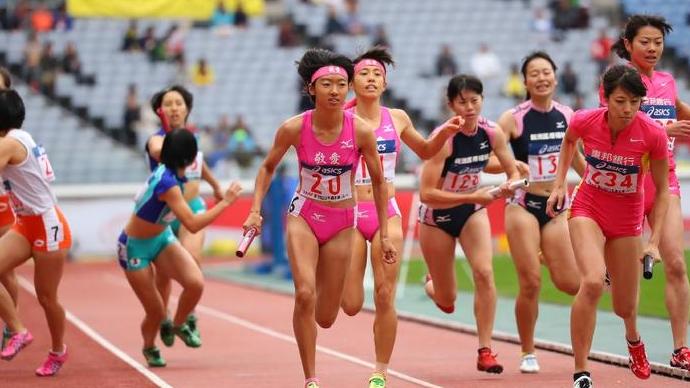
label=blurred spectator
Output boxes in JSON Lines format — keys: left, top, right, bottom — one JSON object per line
{"left": 211, "top": 1, "right": 233, "bottom": 36}
{"left": 503, "top": 63, "right": 525, "bottom": 102}
{"left": 0, "top": 0, "right": 7, "bottom": 30}
{"left": 191, "top": 58, "right": 215, "bottom": 86}
{"left": 12, "top": 0, "right": 31, "bottom": 30}
{"left": 52, "top": 2, "right": 73, "bottom": 31}
{"left": 123, "top": 84, "right": 140, "bottom": 146}
{"left": 560, "top": 62, "right": 578, "bottom": 96}
{"left": 278, "top": 17, "right": 300, "bottom": 47}
{"left": 170, "top": 55, "right": 190, "bottom": 86}
{"left": 122, "top": 20, "right": 140, "bottom": 51}
{"left": 139, "top": 26, "right": 157, "bottom": 57}
{"left": 324, "top": 5, "right": 345, "bottom": 35}
{"left": 234, "top": 3, "right": 248, "bottom": 29}
{"left": 165, "top": 24, "right": 185, "bottom": 61}
{"left": 342, "top": 0, "right": 366, "bottom": 35}
{"left": 31, "top": 5, "right": 53, "bottom": 33}
{"left": 572, "top": 93, "right": 585, "bottom": 111}
{"left": 435, "top": 44, "right": 457, "bottom": 77}
{"left": 531, "top": 7, "right": 552, "bottom": 43}
{"left": 228, "top": 115, "right": 259, "bottom": 168}
{"left": 61, "top": 41, "right": 81, "bottom": 77}
{"left": 590, "top": 28, "right": 613, "bottom": 75}
{"left": 470, "top": 43, "right": 501, "bottom": 80}
{"left": 38, "top": 41, "right": 59, "bottom": 96}
{"left": 372, "top": 24, "right": 390, "bottom": 49}
{"left": 23, "top": 31, "right": 42, "bottom": 89}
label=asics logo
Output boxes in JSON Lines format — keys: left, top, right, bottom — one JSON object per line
{"left": 435, "top": 215, "right": 451, "bottom": 223}
{"left": 340, "top": 139, "right": 354, "bottom": 149}
{"left": 311, "top": 213, "right": 326, "bottom": 222}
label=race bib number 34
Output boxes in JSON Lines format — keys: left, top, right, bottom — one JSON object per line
{"left": 584, "top": 155, "right": 639, "bottom": 194}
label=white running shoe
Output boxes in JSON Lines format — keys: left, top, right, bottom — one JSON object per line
{"left": 573, "top": 375, "right": 593, "bottom": 387}
{"left": 519, "top": 353, "right": 540, "bottom": 373}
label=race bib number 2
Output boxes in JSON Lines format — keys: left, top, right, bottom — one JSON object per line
{"left": 33, "top": 145, "right": 55, "bottom": 182}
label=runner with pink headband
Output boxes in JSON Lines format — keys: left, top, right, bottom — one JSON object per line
{"left": 242, "top": 48, "right": 396, "bottom": 388}
{"left": 338, "top": 46, "right": 463, "bottom": 388}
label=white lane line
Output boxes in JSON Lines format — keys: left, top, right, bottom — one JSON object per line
{"left": 105, "top": 273, "right": 440, "bottom": 387}
{"left": 17, "top": 275, "right": 173, "bottom": 388}
{"left": 193, "top": 303, "right": 442, "bottom": 388}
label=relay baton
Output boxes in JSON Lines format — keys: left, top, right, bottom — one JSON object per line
{"left": 488, "top": 178, "right": 529, "bottom": 197}
{"left": 236, "top": 227, "right": 258, "bottom": 258}
{"left": 156, "top": 108, "right": 172, "bottom": 133}
{"left": 642, "top": 254, "right": 654, "bottom": 280}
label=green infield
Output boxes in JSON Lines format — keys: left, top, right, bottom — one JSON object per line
{"left": 403, "top": 252, "right": 690, "bottom": 319}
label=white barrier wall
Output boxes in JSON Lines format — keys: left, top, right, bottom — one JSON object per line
{"left": 56, "top": 172, "right": 690, "bottom": 257}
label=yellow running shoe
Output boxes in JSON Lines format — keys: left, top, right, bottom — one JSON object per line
{"left": 368, "top": 372, "right": 386, "bottom": 388}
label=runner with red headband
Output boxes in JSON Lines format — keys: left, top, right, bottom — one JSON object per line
{"left": 242, "top": 48, "right": 397, "bottom": 388}
{"left": 339, "top": 46, "right": 463, "bottom": 388}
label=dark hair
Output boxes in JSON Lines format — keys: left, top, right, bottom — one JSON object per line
{"left": 296, "top": 48, "right": 354, "bottom": 101}
{"left": 150, "top": 85, "right": 194, "bottom": 124}
{"left": 446, "top": 74, "right": 483, "bottom": 101}
{"left": 353, "top": 45, "right": 395, "bottom": 68}
{"left": 0, "top": 89, "right": 25, "bottom": 132}
{"left": 612, "top": 14, "right": 672, "bottom": 60}
{"left": 0, "top": 67, "right": 11, "bottom": 89}
{"left": 601, "top": 64, "right": 646, "bottom": 99}
{"left": 160, "top": 129, "right": 198, "bottom": 169}
{"left": 520, "top": 51, "right": 557, "bottom": 79}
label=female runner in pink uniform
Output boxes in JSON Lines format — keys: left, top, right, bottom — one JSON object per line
{"left": 339, "top": 46, "right": 463, "bottom": 388}
{"left": 549, "top": 65, "right": 669, "bottom": 388}
{"left": 605, "top": 14, "right": 690, "bottom": 371}
{"left": 242, "top": 48, "right": 396, "bottom": 388}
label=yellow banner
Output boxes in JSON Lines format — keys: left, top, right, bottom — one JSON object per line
{"left": 67, "top": 0, "right": 264, "bottom": 20}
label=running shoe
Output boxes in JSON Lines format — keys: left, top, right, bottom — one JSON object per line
{"left": 368, "top": 371, "right": 386, "bottom": 388}
{"left": 35, "top": 346, "right": 68, "bottom": 376}
{"left": 142, "top": 346, "right": 166, "bottom": 367}
{"left": 573, "top": 375, "right": 593, "bottom": 388}
{"left": 628, "top": 340, "right": 651, "bottom": 379}
{"left": 160, "top": 319, "right": 174, "bottom": 347}
{"left": 186, "top": 314, "right": 200, "bottom": 338}
{"left": 174, "top": 323, "right": 201, "bottom": 348}
{"left": 670, "top": 346, "right": 690, "bottom": 371}
{"left": 477, "top": 347, "right": 503, "bottom": 374}
{"left": 0, "top": 330, "right": 33, "bottom": 360}
{"left": 305, "top": 379, "right": 320, "bottom": 388}
{"left": 1, "top": 326, "right": 10, "bottom": 350}
{"left": 519, "top": 353, "right": 540, "bottom": 373}
{"left": 424, "top": 274, "right": 455, "bottom": 313}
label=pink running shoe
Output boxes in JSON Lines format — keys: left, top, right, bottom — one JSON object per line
{"left": 0, "top": 331, "right": 33, "bottom": 360}
{"left": 36, "top": 346, "right": 68, "bottom": 377}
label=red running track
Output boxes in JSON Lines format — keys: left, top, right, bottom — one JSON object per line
{"left": 2, "top": 261, "right": 687, "bottom": 388}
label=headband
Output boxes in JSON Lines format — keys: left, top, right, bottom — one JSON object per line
{"left": 310, "top": 66, "right": 348, "bottom": 83}
{"left": 354, "top": 59, "right": 386, "bottom": 76}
